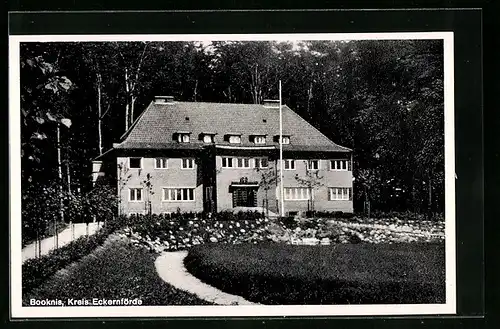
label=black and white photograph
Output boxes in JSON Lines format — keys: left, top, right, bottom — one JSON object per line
{"left": 9, "top": 32, "right": 455, "bottom": 318}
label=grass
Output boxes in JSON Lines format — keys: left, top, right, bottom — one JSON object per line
{"left": 184, "top": 242, "right": 445, "bottom": 305}
{"left": 24, "top": 235, "right": 212, "bottom": 306}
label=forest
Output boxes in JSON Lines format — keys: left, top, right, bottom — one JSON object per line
{"left": 19, "top": 39, "right": 445, "bottom": 230}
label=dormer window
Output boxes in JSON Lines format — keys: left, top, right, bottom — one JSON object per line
{"left": 251, "top": 135, "right": 266, "bottom": 144}
{"left": 274, "top": 135, "right": 290, "bottom": 144}
{"left": 200, "top": 133, "right": 216, "bottom": 144}
{"left": 225, "top": 134, "right": 241, "bottom": 144}
{"left": 175, "top": 132, "right": 191, "bottom": 143}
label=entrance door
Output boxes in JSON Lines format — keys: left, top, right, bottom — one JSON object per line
{"left": 232, "top": 187, "right": 257, "bottom": 207}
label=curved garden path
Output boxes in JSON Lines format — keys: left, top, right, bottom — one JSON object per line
{"left": 155, "top": 251, "right": 258, "bottom": 305}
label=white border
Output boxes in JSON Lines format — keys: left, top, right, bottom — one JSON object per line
{"left": 9, "top": 32, "right": 455, "bottom": 318}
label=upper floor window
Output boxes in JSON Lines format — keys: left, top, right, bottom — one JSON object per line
{"left": 236, "top": 158, "right": 251, "bottom": 169}
{"left": 330, "top": 159, "right": 349, "bottom": 171}
{"left": 284, "top": 159, "right": 295, "bottom": 170}
{"left": 176, "top": 132, "right": 191, "bottom": 143}
{"left": 181, "top": 158, "right": 194, "bottom": 169}
{"left": 155, "top": 158, "right": 168, "bottom": 169}
{"left": 329, "top": 187, "right": 351, "bottom": 201}
{"left": 255, "top": 157, "right": 269, "bottom": 168}
{"left": 307, "top": 160, "right": 320, "bottom": 170}
{"left": 129, "top": 188, "right": 143, "bottom": 202}
{"left": 252, "top": 135, "right": 266, "bottom": 144}
{"left": 129, "top": 157, "right": 142, "bottom": 169}
{"left": 222, "top": 157, "right": 233, "bottom": 168}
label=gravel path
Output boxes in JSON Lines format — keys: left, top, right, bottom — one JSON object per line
{"left": 155, "top": 251, "right": 258, "bottom": 305}
{"left": 22, "top": 222, "right": 101, "bottom": 263}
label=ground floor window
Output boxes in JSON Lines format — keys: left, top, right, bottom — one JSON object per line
{"left": 162, "top": 188, "right": 195, "bottom": 201}
{"left": 329, "top": 187, "right": 351, "bottom": 201}
{"left": 284, "top": 187, "right": 311, "bottom": 200}
{"left": 129, "top": 188, "right": 143, "bottom": 201}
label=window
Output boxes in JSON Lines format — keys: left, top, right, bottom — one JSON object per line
{"left": 177, "top": 133, "right": 190, "bottom": 143}
{"left": 284, "top": 187, "right": 311, "bottom": 200}
{"left": 128, "top": 212, "right": 144, "bottom": 217}
{"left": 253, "top": 135, "right": 266, "bottom": 144}
{"left": 329, "top": 187, "right": 351, "bottom": 201}
{"left": 155, "top": 158, "right": 168, "bottom": 169}
{"left": 181, "top": 158, "right": 194, "bottom": 169}
{"left": 222, "top": 157, "right": 233, "bottom": 168}
{"left": 284, "top": 159, "right": 295, "bottom": 170}
{"left": 236, "top": 158, "right": 251, "bottom": 168}
{"left": 274, "top": 135, "right": 290, "bottom": 144}
{"left": 129, "top": 157, "right": 142, "bottom": 169}
{"left": 330, "top": 159, "right": 349, "bottom": 171}
{"left": 255, "top": 157, "right": 269, "bottom": 168}
{"left": 307, "top": 160, "right": 320, "bottom": 170}
{"left": 203, "top": 134, "right": 215, "bottom": 143}
{"left": 129, "top": 188, "right": 143, "bottom": 202}
{"left": 228, "top": 135, "right": 241, "bottom": 144}
{"left": 163, "top": 188, "right": 195, "bottom": 201}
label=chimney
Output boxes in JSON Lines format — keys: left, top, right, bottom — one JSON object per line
{"left": 154, "top": 95, "right": 175, "bottom": 104}
{"left": 262, "top": 99, "right": 280, "bottom": 108}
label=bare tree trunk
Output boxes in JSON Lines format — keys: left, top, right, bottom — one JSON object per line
{"left": 193, "top": 79, "right": 198, "bottom": 102}
{"left": 66, "top": 162, "right": 71, "bottom": 194}
{"left": 124, "top": 68, "right": 130, "bottom": 131}
{"left": 307, "top": 81, "right": 313, "bottom": 119}
{"left": 428, "top": 171, "right": 433, "bottom": 220}
{"left": 130, "top": 96, "right": 136, "bottom": 124}
{"left": 56, "top": 123, "right": 63, "bottom": 248}
{"left": 96, "top": 71, "right": 103, "bottom": 155}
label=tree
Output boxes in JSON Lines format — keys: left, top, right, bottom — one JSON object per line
{"left": 255, "top": 165, "right": 278, "bottom": 217}
{"left": 294, "top": 161, "right": 325, "bottom": 215}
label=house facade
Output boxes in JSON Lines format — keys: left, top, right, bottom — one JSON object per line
{"left": 93, "top": 96, "right": 353, "bottom": 216}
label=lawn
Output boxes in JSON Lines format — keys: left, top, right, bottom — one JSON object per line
{"left": 24, "top": 235, "right": 211, "bottom": 306}
{"left": 184, "top": 242, "right": 445, "bottom": 305}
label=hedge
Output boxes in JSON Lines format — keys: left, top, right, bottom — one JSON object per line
{"left": 184, "top": 242, "right": 445, "bottom": 304}
{"left": 24, "top": 236, "right": 211, "bottom": 306}
{"left": 22, "top": 215, "right": 126, "bottom": 294}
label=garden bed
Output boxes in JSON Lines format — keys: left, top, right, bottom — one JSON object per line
{"left": 24, "top": 235, "right": 212, "bottom": 306}
{"left": 184, "top": 242, "right": 445, "bottom": 305}
{"left": 126, "top": 212, "right": 445, "bottom": 252}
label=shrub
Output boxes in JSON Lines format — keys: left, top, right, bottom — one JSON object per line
{"left": 279, "top": 216, "right": 297, "bottom": 229}
{"left": 24, "top": 237, "right": 211, "bottom": 306}
{"left": 22, "top": 215, "right": 126, "bottom": 294}
{"left": 184, "top": 243, "right": 445, "bottom": 305}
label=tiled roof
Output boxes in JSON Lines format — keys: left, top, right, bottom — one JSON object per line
{"left": 115, "top": 101, "right": 351, "bottom": 153}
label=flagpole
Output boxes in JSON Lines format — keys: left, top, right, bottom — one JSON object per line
{"left": 279, "top": 80, "right": 285, "bottom": 217}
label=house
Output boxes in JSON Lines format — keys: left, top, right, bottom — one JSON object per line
{"left": 93, "top": 96, "right": 353, "bottom": 216}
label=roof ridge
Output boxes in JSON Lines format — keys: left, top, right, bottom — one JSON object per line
{"left": 119, "top": 101, "right": 154, "bottom": 142}
{"left": 283, "top": 105, "right": 352, "bottom": 151}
